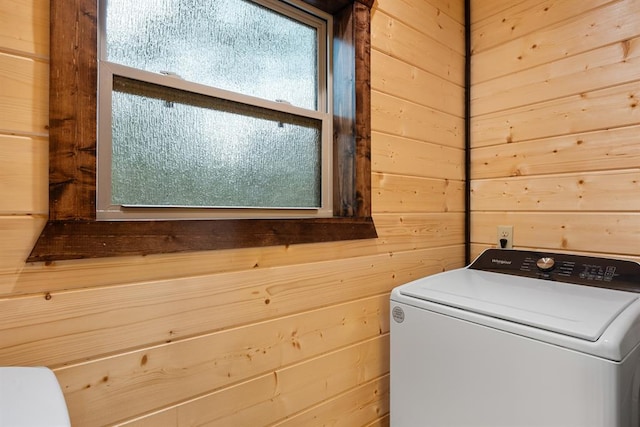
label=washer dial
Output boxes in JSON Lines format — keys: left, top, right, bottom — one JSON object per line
{"left": 536, "top": 257, "right": 556, "bottom": 272}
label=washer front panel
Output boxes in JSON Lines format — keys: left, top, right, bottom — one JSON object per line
{"left": 390, "top": 301, "right": 637, "bottom": 427}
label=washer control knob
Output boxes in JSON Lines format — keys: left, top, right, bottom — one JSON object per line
{"left": 536, "top": 257, "right": 555, "bottom": 272}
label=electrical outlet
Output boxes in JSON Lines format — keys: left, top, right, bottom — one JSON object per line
{"left": 497, "top": 225, "right": 513, "bottom": 249}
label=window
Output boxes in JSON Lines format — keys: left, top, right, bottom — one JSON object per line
{"left": 30, "top": 0, "right": 376, "bottom": 261}
{"left": 98, "top": 0, "right": 333, "bottom": 219}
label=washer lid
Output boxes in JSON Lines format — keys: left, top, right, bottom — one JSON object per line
{"left": 399, "top": 269, "right": 638, "bottom": 342}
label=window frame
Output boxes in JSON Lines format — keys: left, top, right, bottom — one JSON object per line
{"left": 97, "top": 0, "right": 334, "bottom": 219}
{"left": 29, "top": 0, "right": 376, "bottom": 261}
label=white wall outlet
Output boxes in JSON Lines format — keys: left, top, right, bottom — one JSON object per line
{"left": 497, "top": 225, "right": 513, "bottom": 249}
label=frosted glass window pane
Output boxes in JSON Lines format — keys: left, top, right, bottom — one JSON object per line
{"left": 105, "top": 0, "right": 318, "bottom": 109}
{"left": 111, "top": 77, "right": 321, "bottom": 208}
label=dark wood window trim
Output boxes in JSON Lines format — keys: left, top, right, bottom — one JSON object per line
{"left": 29, "top": 0, "right": 376, "bottom": 262}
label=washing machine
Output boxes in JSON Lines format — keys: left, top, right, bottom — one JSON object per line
{"left": 390, "top": 249, "right": 640, "bottom": 427}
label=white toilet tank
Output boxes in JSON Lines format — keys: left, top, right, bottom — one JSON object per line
{"left": 0, "top": 367, "right": 70, "bottom": 427}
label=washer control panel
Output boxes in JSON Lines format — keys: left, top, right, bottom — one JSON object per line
{"left": 469, "top": 249, "right": 640, "bottom": 293}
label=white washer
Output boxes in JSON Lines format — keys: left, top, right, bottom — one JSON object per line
{"left": 390, "top": 249, "right": 640, "bottom": 427}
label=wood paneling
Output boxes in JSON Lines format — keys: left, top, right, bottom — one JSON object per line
{"left": 373, "top": 173, "right": 465, "bottom": 213}
{"left": 272, "top": 375, "right": 390, "bottom": 426}
{"left": 55, "top": 298, "right": 389, "bottom": 426}
{"left": 0, "top": 216, "right": 46, "bottom": 289}
{"left": 473, "top": 80, "right": 640, "bottom": 147}
{"left": 471, "top": 0, "right": 640, "bottom": 260}
{"left": 372, "top": 131, "right": 464, "bottom": 180}
{"left": 371, "top": 49, "right": 464, "bottom": 117}
{"left": 470, "top": 1, "right": 524, "bottom": 25}
{"left": 0, "top": 135, "right": 48, "bottom": 214}
{"left": 426, "top": 0, "right": 465, "bottom": 25}
{"left": 472, "top": 0, "right": 640, "bottom": 83}
{"left": 375, "top": 214, "right": 465, "bottom": 248}
{"left": 472, "top": 170, "right": 640, "bottom": 211}
{"left": 471, "top": 0, "right": 617, "bottom": 53}
{"left": 0, "top": 0, "right": 49, "bottom": 57}
{"left": 0, "top": 246, "right": 462, "bottom": 368}
{"left": 472, "top": 212, "right": 640, "bottom": 256}
{"left": 473, "top": 36, "right": 640, "bottom": 116}
{"left": 374, "top": 0, "right": 465, "bottom": 55}
{"left": 120, "top": 336, "right": 389, "bottom": 426}
{"left": 0, "top": 0, "right": 465, "bottom": 425}
{"left": 364, "top": 414, "right": 391, "bottom": 427}
{"left": 371, "top": 10, "right": 465, "bottom": 85}
{"left": 0, "top": 52, "right": 48, "bottom": 136}
{"left": 3, "top": 226, "right": 463, "bottom": 298}
{"left": 372, "top": 91, "right": 463, "bottom": 149}
{"left": 471, "top": 125, "right": 640, "bottom": 179}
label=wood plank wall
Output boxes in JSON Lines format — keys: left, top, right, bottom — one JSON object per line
{"left": 470, "top": 0, "right": 640, "bottom": 262}
{"left": 0, "top": 1, "right": 465, "bottom": 425}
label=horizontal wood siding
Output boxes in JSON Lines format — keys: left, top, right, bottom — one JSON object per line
{"left": 0, "top": 1, "right": 465, "bottom": 426}
{"left": 471, "top": 0, "right": 640, "bottom": 84}
{"left": 470, "top": 0, "right": 640, "bottom": 260}
{"left": 0, "top": 52, "right": 49, "bottom": 136}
